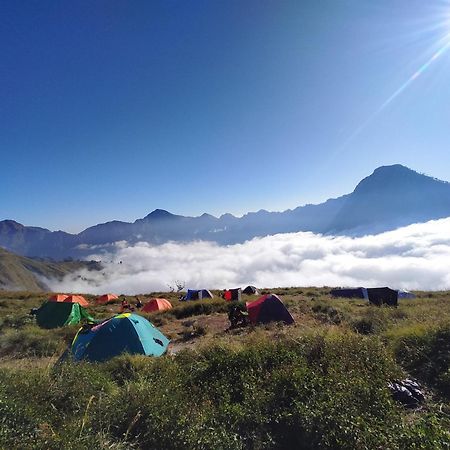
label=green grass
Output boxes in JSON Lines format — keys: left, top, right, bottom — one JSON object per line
{"left": 0, "top": 333, "right": 448, "bottom": 449}
{"left": 0, "top": 288, "right": 449, "bottom": 449}
{"left": 389, "top": 323, "right": 450, "bottom": 400}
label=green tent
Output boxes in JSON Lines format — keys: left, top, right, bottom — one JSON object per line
{"left": 36, "top": 301, "right": 94, "bottom": 329}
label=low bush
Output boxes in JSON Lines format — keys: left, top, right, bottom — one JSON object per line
{"left": 182, "top": 323, "right": 209, "bottom": 341}
{"left": 167, "top": 299, "right": 230, "bottom": 319}
{"left": 392, "top": 323, "right": 450, "bottom": 399}
{"left": 0, "top": 326, "right": 64, "bottom": 358}
{"left": 311, "top": 302, "right": 344, "bottom": 324}
{"left": 351, "top": 307, "right": 389, "bottom": 335}
{"left": 0, "top": 313, "right": 35, "bottom": 330}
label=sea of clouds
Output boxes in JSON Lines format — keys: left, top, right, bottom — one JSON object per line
{"left": 43, "top": 218, "right": 450, "bottom": 294}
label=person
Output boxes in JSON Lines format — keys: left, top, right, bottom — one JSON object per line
{"left": 223, "top": 289, "right": 232, "bottom": 302}
{"left": 228, "top": 305, "right": 248, "bottom": 329}
{"left": 135, "top": 297, "right": 143, "bottom": 309}
{"left": 120, "top": 298, "right": 130, "bottom": 312}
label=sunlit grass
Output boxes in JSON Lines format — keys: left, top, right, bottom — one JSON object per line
{"left": 0, "top": 288, "right": 449, "bottom": 448}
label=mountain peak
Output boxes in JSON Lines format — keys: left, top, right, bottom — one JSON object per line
{"left": 144, "top": 209, "right": 174, "bottom": 220}
{"left": 0, "top": 220, "right": 24, "bottom": 229}
{"left": 220, "top": 213, "right": 237, "bottom": 220}
{"left": 353, "top": 164, "right": 440, "bottom": 195}
{"left": 200, "top": 213, "right": 216, "bottom": 219}
{"left": 372, "top": 164, "right": 413, "bottom": 176}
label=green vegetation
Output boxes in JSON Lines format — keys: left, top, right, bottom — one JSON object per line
{"left": 0, "top": 288, "right": 449, "bottom": 449}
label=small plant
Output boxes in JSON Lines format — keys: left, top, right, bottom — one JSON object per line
{"left": 182, "top": 322, "right": 208, "bottom": 341}
{"left": 352, "top": 317, "right": 376, "bottom": 334}
{"left": 312, "top": 303, "right": 343, "bottom": 324}
{"left": 393, "top": 323, "right": 450, "bottom": 399}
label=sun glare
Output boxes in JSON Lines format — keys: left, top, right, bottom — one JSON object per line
{"left": 333, "top": 3, "right": 450, "bottom": 155}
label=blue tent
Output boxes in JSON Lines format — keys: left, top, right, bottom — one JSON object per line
{"left": 397, "top": 290, "right": 416, "bottom": 299}
{"left": 331, "top": 287, "right": 398, "bottom": 306}
{"left": 330, "top": 287, "right": 368, "bottom": 299}
{"left": 69, "top": 313, "right": 170, "bottom": 362}
{"left": 182, "top": 289, "right": 214, "bottom": 300}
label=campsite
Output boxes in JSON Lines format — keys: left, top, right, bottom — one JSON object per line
{"left": 3, "top": 1, "right": 450, "bottom": 448}
{"left": 0, "top": 287, "right": 449, "bottom": 449}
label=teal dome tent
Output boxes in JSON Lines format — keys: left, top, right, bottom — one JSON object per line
{"left": 69, "top": 313, "right": 170, "bottom": 362}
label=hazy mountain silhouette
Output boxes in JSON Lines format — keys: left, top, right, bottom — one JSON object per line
{"left": 1, "top": 165, "right": 449, "bottom": 258}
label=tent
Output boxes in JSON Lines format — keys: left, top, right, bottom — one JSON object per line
{"left": 229, "top": 288, "right": 242, "bottom": 301}
{"left": 36, "top": 301, "right": 94, "bottom": 329}
{"left": 330, "top": 287, "right": 368, "bottom": 299}
{"left": 246, "top": 294, "right": 294, "bottom": 325}
{"left": 96, "top": 294, "right": 119, "bottom": 304}
{"left": 49, "top": 294, "right": 89, "bottom": 307}
{"left": 243, "top": 286, "right": 259, "bottom": 295}
{"left": 367, "top": 287, "right": 398, "bottom": 307}
{"left": 230, "top": 288, "right": 242, "bottom": 302}
{"left": 142, "top": 298, "right": 173, "bottom": 313}
{"left": 183, "top": 289, "right": 214, "bottom": 300}
{"left": 224, "top": 288, "right": 242, "bottom": 301}
{"left": 397, "top": 290, "right": 416, "bottom": 299}
{"left": 49, "top": 294, "right": 69, "bottom": 302}
{"left": 331, "top": 287, "right": 399, "bottom": 306}
{"left": 68, "top": 313, "right": 170, "bottom": 362}
{"left": 64, "top": 295, "right": 89, "bottom": 307}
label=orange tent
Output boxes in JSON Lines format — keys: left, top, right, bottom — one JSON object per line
{"left": 62, "top": 295, "right": 89, "bottom": 307}
{"left": 48, "top": 294, "right": 69, "bottom": 302}
{"left": 96, "top": 294, "right": 119, "bottom": 304}
{"left": 142, "top": 298, "right": 173, "bottom": 313}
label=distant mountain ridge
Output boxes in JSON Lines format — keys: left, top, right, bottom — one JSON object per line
{"left": 0, "top": 247, "right": 101, "bottom": 291}
{"left": 1, "top": 164, "right": 450, "bottom": 259}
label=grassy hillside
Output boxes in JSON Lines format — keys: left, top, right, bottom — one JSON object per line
{"left": 0, "top": 288, "right": 449, "bottom": 449}
{"left": 0, "top": 247, "right": 100, "bottom": 291}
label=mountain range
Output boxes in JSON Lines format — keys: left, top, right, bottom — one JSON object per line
{"left": 1, "top": 164, "right": 450, "bottom": 260}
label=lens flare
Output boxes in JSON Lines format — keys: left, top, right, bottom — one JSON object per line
{"left": 339, "top": 33, "right": 450, "bottom": 149}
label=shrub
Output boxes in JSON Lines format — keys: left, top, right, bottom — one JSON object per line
{"left": 351, "top": 307, "right": 388, "bottom": 335}
{"left": 167, "top": 299, "right": 230, "bottom": 319}
{"left": 311, "top": 302, "right": 343, "bottom": 325}
{"left": 0, "top": 313, "right": 34, "bottom": 330}
{"left": 393, "top": 323, "right": 450, "bottom": 399}
{"left": 0, "top": 326, "right": 64, "bottom": 358}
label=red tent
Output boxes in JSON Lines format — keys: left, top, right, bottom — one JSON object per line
{"left": 246, "top": 294, "right": 294, "bottom": 325}
{"left": 48, "top": 294, "right": 69, "bottom": 302}
{"left": 96, "top": 294, "right": 119, "bottom": 304}
{"left": 142, "top": 298, "right": 173, "bottom": 313}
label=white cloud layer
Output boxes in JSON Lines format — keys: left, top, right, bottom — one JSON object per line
{"left": 43, "top": 218, "right": 450, "bottom": 294}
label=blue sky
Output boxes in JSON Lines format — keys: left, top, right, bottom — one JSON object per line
{"left": 2, "top": 0, "right": 450, "bottom": 233}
